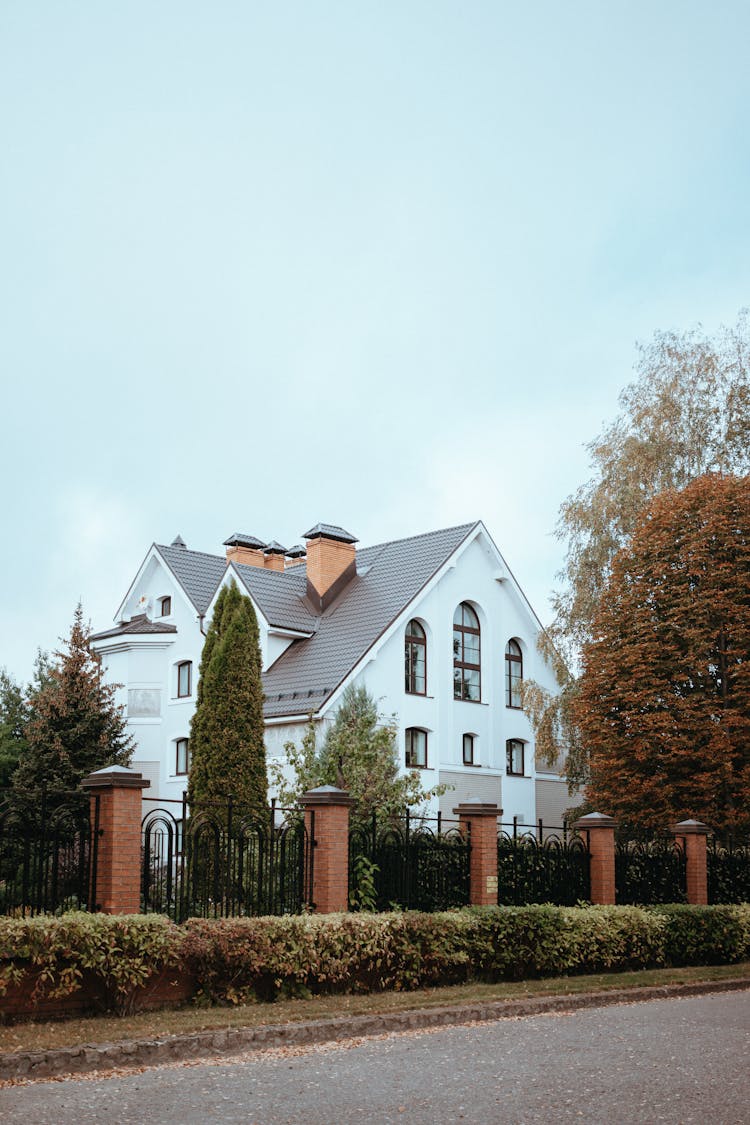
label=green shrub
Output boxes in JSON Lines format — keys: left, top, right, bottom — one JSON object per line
{"left": 0, "top": 912, "right": 185, "bottom": 1014}
{"left": 3, "top": 905, "right": 749, "bottom": 1016}
{"left": 651, "top": 904, "right": 750, "bottom": 966}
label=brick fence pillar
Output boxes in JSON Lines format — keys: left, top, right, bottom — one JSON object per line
{"left": 300, "top": 785, "right": 355, "bottom": 914}
{"left": 574, "top": 812, "right": 617, "bottom": 905}
{"left": 81, "top": 765, "right": 150, "bottom": 914}
{"left": 673, "top": 819, "right": 709, "bottom": 905}
{"left": 454, "top": 799, "right": 502, "bottom": 906}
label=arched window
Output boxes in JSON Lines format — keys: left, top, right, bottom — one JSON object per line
{"left": 405, "top": 728, "right": 428, "bottom": 768}
{"left": 158, "top": 596, "right": 172, "bottom": 617}
{"left": 505, "top": 639, "right": 523, "bottom": 708}
{"left": 404, "top": 619, "right": 427, "bottom": 694}
{"left": 453, "top": 603, "right": 481, "bottom": 701}
{"left": 177, "top": 660, "right": 192, "bottom": 698}
{"left": 506, "top": 738, "right": 525, "bottom": 776}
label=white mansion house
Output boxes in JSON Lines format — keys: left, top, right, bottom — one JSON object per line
{"left": 91, "top": 520, "right": 567, "bottom": 825}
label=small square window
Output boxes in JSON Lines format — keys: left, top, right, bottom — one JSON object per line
{"left": 506, "top": 739, "right": 525, "bottom": 776}
{"left": 176, "top": 738, "right": 191, "bottom": 775}
{"left": 177, "top": 661, "right": 192, "bottom": 698}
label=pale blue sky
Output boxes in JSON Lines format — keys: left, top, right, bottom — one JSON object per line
{"left": 1, "top": 2, "right": 748, "bottom": 680}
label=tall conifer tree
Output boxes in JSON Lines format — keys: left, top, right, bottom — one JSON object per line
{"left": 188, "top": 581, "right": 267, "bottom": 815}
{"left": 11, "top": 606, "right": 133, "bottom": 808}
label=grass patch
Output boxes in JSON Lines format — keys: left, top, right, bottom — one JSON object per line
{"left": 2, "top": 961, "right": 749, "bottom": 1057}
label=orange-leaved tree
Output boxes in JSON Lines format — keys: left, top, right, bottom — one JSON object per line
{"left": 576, "top": 473, "right": 750, "bottom": 833}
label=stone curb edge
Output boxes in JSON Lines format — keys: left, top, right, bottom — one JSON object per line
{"left": 3, "top": 977, "right": 750, "bottom": 1082}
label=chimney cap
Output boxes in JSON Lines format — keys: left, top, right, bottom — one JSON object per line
{"left": 302, "top": 523, "right": 358, "bottom": 544}
{"left": 264, "top": 540, "right": 287, "bottom": 555}
{"left": 286, "top": 544, "right": 307, "bottom": 558}
{"left": 223, "top": 532, "right": 266, "bottom": 549}
{"left": 171, "top": 535, "right": 187, "bottom": 549}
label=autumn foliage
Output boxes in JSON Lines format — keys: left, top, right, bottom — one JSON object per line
{"left": 577, "top": 474, "right": 750, "bottom": 833}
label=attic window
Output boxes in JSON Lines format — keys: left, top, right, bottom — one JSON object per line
{"left": 159, "top": 596, "right": 172, "bottom": 617}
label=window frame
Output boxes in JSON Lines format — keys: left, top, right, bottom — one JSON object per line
{"left": 176, "top": 661, "right": 192, "bottom": 699}
{"left": 405, "top": 727, "right": 428, "bottom": 769}
{"left": 159, "top": 595, "right": 172, "bottom": 617}
{"left": 505, "top": 639, "right": 523, "bottom": 709}
{"left": 453, "top": 602, "right": 481, "bottom": 702}
{"left": 175, "top": 737, "right": 191, "bottom": 775}
{"left": 404, "top": 619, "right": 427, "bottom": 696}
{"left": 462, "top": 733, "right": 477, "bottom": 766}
{"left": 506, "top": 738, "right": 525, "bottom": 776}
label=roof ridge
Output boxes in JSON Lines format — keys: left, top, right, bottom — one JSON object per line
{"left": 359, "top": 520, "right": 478, "bottom": 556}
{"left": 157, "top": 543, "right": 224, "bottom": 562}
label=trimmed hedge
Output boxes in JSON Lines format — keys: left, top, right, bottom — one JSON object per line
{"left": 1, "top": 904, "right": 749, "bottom": 1015}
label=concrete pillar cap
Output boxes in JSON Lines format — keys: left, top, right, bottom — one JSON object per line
{"left": 673, "top": 819, "right": 710, "bottom": 835}
{"left": 453, "top": 800, "right": 502, "bottom": 817}
{"left": 300, "top": 785, "right": 355, "bottom": 808}
{"left": 81, "top": 765, "right": 150, "bottom": 790}
{"left": 573, "top": 812, "right": 617, "bottom": 830}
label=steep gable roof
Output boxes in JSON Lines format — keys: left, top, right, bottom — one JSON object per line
{"left": 262, "top": 522, "right": 477, "bottom": 718}
{"left": 155, "top": 543, "right": 227, "bottom": 615}
{"left": 148, "top": 522, "right": 479, "bottom": 719}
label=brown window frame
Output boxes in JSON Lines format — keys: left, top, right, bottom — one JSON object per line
{"left": 462, "top": 733, "right": 477, "bottom": 766}
{"left": 505, "top": 639, "right": 523, "bottom": 708}
{"left": 405, "top": 619, "right": 427, "bottom": 695}
{"left": 177, "top": 661, "right": 192, "bottom": 699}
{"left": 175, "top": 737, "right": 191, "bottom": 775}
{"left": 159, "top": 596, "right": 172, "bottom": 617}
{"left": 506, "top": 738, "right": 525, "bottom": 776}
{"left": 405, "top": 727, "right": 428, "bottom": 769}
{"left": 453, "top": 602, "right": 481, "bottom": 702}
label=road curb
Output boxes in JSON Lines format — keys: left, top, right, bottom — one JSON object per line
{"left": 2, "top": 977, "right": 749, "bottom": 1082}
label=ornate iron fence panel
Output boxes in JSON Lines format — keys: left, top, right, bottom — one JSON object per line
{"left": 349, "top": 813, "right": 471, "bottom": 912}
{"left": 0, "top": 789, "right": 99, "bottom": 916}
{"left": 708, "top": 838, "right": 750, "bottom": 904}
{"left": 615, "top": 836, "right": 687, "bottom": 904}
{"left": 496, "top": 825, "right": 590, "bottom": 906}
{"left": 141, "top": 798, "right": 311, "bottom": 922}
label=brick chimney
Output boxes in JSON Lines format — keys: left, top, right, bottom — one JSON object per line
{"left": 224, "top": 533, "right": 267, "bottom": 569}
{"left": 303, "top": 524, "right": 358, "bottom": 610}
{"left": 263, "top": 541, "right": 287, "bottom": 572}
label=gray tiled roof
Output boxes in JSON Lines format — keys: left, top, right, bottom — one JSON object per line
{"left": 156, "top": 543, "right": 227, "bottom": 615}
{"left": 154, "top": 522, "right": 478, "bottom": 719}
{"left": 91, "top": 614, "right": 178, "bottom": 641}
{"left": 262, "top": 522, "right": 477, "bottom": 718}
{"left": 233, "top": 563, "right": 317, "bottom": 633}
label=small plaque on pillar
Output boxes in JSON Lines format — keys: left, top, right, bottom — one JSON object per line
{"left": 486, "top": 875, "right": 498, "bottom": 894}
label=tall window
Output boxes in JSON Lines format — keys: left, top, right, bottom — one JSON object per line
{"left": 405, "top": 619, "right": 427, "bottom": 694}
{"left": 177, "top": 661, "right": 192, "bottom": 698}
{"left": 506, "top": 739, "right": 525, "bottom": 775}
{"left": 453, "top": 603, "right": 481, "bottom": 701}
{"left": 463, "top": 733, "right": 476, "bottom": 766}
{"left": 175, "top": 738, "right": 191, "bottom": 775}
{"left": 505, "top": 639, "right": 523, "bottom": 708}
{"left": 405, "top": 728, "right": 427, "bottom": 768}
{"left": 159, "top": 596, "right": 172, "bottom": 616}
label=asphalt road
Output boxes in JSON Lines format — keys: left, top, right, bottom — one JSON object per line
{"left": 2, "top": 991, "right": 749, "bottom": 1124}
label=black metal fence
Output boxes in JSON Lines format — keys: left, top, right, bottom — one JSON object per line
{"left": 497, "top": 822, "right": 591, "bottom": 906}
{"left": 349, "top": 811, "right": 471, "bottom": 912}
{"left": 708, "top": 837, "right": 750, "bottom": 904}
{"left": 615, "top": 835, "right": 687, "bottom": 905}
{"left": 0, "top": 788, "right": 99, "bottom": 916}
{"left": 141, "top": 797, "right": 312, "bottom": 922}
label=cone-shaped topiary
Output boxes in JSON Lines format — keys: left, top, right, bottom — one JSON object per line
{"left": 188, "top": 581, "right": 268, "bottom": 817}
